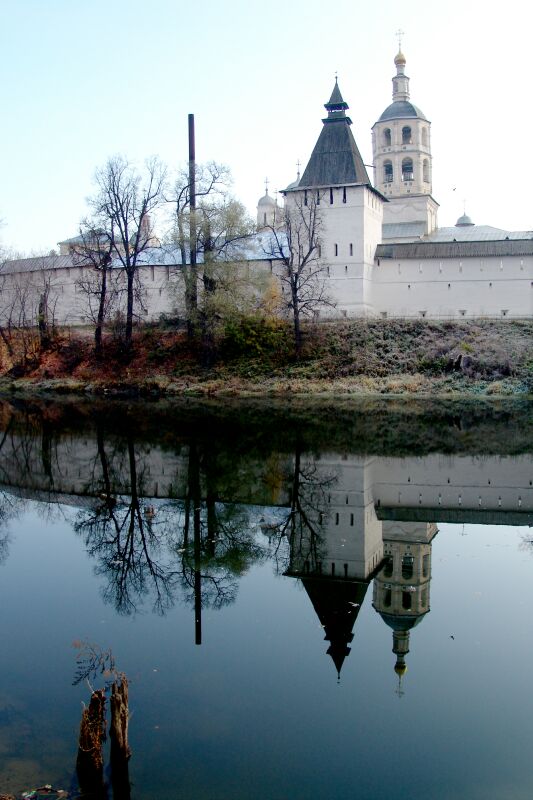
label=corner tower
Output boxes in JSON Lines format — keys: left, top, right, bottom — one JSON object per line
{"left": 283, "top": 79, "right": 384, "bottom": 317}
{"left": 372, "top": 50, "right": 438, "bottom": 239}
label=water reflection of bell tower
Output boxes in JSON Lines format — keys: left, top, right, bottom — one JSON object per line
{"left": 372, "top": 522, "right": 437, "bottom": 686}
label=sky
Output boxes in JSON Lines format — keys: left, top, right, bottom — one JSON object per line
{"left": 1, "top": 0, "right": 532, "bottom": 253}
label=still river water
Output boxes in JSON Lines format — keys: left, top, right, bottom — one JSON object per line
{"left": 1, "top": 396, "right": 533, "bottom": 799}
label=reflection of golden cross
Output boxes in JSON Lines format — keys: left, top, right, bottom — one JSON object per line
{"left": 265, "top": 177, "right": 269, "bottom": 194}
{"left": 396, "top": 28, "right": 405, "bottom": 50}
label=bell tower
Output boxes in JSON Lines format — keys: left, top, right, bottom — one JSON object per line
{"left": 372, "top": 48, "right": 438, "bottom": 238}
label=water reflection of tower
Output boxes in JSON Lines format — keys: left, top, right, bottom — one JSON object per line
{"left": 372, "top": 522, "right": 437, "bottom": 691}
{"left": 285, "top": 456, "right": 383, "bottom": 678}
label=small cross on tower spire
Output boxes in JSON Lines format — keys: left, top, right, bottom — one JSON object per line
{"left": 396, "top": 28, "right": 405, "bottom": 51}
{"left": 264, "top": 177, "right": 269, "bottom": 195}
{"left": 296, "top": 159, "right": 301, "bottom": 180}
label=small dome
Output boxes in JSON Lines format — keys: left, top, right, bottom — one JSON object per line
{"left": 394, "top": 49, "right": 406, "bottom": 67}
{"left": 258, "top": 192, "right": 276, "bottom": 207}
{"left": 394, "top": 659, "right": 408, "bottom": 677}
{"left": 456, "top": 213, "right": 475, "bottom": 227}
{"left": 285, "top": 177, "right": 300, "bottom": 190}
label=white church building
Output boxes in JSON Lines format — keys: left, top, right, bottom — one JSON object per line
{"left": 259, "top": 48, "right": 533, "bottom": 320}
{"left": 2, "top": 48, "right": 533, "bottom": 326}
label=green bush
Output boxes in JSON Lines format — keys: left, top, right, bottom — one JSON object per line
{"left": 221, "top": 316, "right": 292, "bottom": 362}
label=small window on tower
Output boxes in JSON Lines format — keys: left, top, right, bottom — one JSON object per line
{"left": 334, "top": 244, "right": 338, "bottom": 256}
{"left": 304, "top": 190, "right": 308, "bottom": 206}
{"left": 316, "top": 190, "right": 320, "bottom": 205}
{"left": 383, "top": 128, "right": 392, "bottom": 147}
{"left": 330, "top": 187, "right": 333, "bottom": 204}
{"left": 349, "top": 243, "right": 353, "bottom": 256}
{"left": 343, "top": 186, "right": 347, "bottom": 203}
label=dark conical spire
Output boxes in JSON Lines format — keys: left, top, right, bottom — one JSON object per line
{"left": 302, "top": 578, "right": 370, "bottom": 678}
{"left": 325, "top": 77, "right": 349, "bottom": 114}
{"left": 298, "top": 80, "right": 370, "bottom": 188}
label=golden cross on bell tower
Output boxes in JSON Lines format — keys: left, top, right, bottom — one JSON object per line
{"left": 396, "top": 28, "right": 405, "bottom": 51}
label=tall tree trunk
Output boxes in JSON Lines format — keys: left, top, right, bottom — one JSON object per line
{"left": 125, "top": 271, "right": 134, "bottom": 348}
{"left": 95, "top": 266, "right": 108, "bottom": 359}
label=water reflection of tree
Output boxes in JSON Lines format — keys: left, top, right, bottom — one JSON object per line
{"left": 75, "top": 429, "right": 181, "bottom": 615}
{"left": 75, "top": 429, "right": 267, "bottom": 624}
{"left": 269, "top": 448, "right": 338, "bottom": 576}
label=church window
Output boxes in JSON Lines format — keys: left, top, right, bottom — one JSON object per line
{"left": 151, "top": 266, "right": 155, "bottom": 281}
{"left": 383, "top": 589, "right": 392, "bottom": 607}
{"left": 335, "top": 513, "right": 339, "bottom": 525}
{"left": 402, "top": 126, "right": 412, "bottom": 144}
{"left": 384, "top": 160, "right": 393, "bottom": 183}
{"left": 334, "top": 244, "right": 338, "bottom": 256}
{"left": 316, "top": 190, "right": 320, "bottom": 204}
{"left": 423, "top": 159, "right": 430, "bottom": 182}
{"left": 304, "top": 190, "right": 308, "bottom": 206}
{"left": 401, "top": 556, "right": 414, "bottom": 579}
{"left": 330, "top": 188, "right": 334, "bottom": 204}
{"left": 402, "top": 592, "right": 412, "bottom": 610}
{"left": 350, "top": 513, "right": 354, "bottom": 526}
{"left": 402, "top": 158, "right": 414, "bottom": 181}
{"left": 350, "top": 243, "right": 353, "bottom": 256}
{"left": 383, "top": 128, "right": 392, "bottom": 147}
{"left": 166, "top": 265, "right": 170, "bottom": 280}
{"left": 343, "top": 186, "right": 347, "bottom": 203}
{"left": 345, "top": 265, "right": 348, "bottom": 274}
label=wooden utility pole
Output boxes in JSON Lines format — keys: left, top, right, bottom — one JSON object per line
{"left": 188, "top": 114, "right": 198, "bottom": 336}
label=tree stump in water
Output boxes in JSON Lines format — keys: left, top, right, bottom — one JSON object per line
{"left": 110, "top": 675, "right": 131, "bottom": 799}
{"left": 76, "top": 688, "right": 106, "bottom": 796}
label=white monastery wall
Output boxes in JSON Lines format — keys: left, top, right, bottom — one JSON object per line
{"left": 371, "top": 254, "right": 533, "bottom": 318}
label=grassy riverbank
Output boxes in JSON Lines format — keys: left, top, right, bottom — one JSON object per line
{"left": 1, "top": 318, "right": 533, "bottom": 397}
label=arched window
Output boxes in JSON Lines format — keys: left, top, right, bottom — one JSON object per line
{"left": 402, "top": 592, "right": 412, "bottom": 610}
{"left": 401, "top": 555, "right": 414, "bottom": 579}
{"left": 384, "top": 589, "right": 392, "bottom": 608}
{"left": 402, "top": 126, "right": 412, "bottom": 144}
{"left": 384, "top": 160, "right": 393, "bottom": 183}
{"left": 383, "top": 128, "right": 392, "bottom": 146}
{"left": 402, "top": 158, "right": 414, "bottom": 182}
{"left": 383, "top": 556, "right": 393, "bottom": 578}
{"left": 421, "top": 127, "right": 428, "bottom": 146}
{"left": 423, "top": 159, "right": 430, "bottom": 183}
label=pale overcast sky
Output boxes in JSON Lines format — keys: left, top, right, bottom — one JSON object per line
{"left": 1, "top": 0, "right": 531, "bottom": 253}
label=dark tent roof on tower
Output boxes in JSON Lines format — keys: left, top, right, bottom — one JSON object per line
{"left": 297, "top": 80, "right": 371, "bottom": 189}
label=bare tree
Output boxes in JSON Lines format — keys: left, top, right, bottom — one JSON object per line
{"left": 90, "top": 156, "right": 166, "bottom": 350}
{"left": 264, "top": 192, "right": 333, "bottom": 358}
{"left": 71, "top": 223, "right": 119, "bottom": 358}
{"left": 0, "top": 255, "right": 61, "bottom": 368}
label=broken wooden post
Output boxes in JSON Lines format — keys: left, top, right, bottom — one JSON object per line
{"left": 110, "top": 674, "right": 131, "bottom": 799}
{"left": 76, "top": 688, "right": 106, "bottom": 796}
